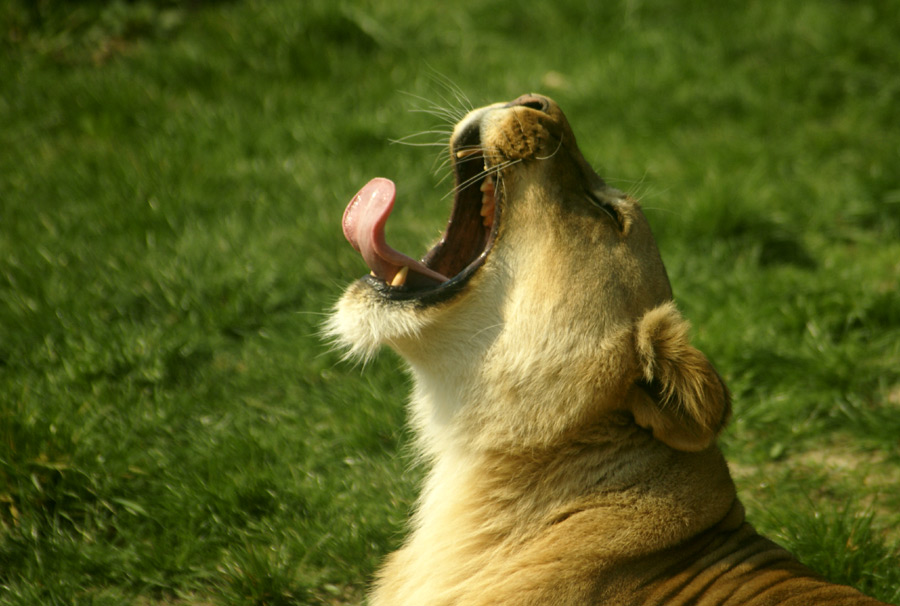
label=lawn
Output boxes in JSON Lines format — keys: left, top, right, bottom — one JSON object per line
{"left": 1, "top": 0, "right": 898, "bottom": 604}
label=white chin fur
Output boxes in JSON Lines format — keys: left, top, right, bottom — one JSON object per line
{"left": 324, "top": 284, "right": 427, "bottom": 361}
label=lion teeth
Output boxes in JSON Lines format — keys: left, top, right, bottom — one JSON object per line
{"left": 480, "top": 176, "right": 496, "bottom": 227}
{"left": 390, "top": 266, "right": 409, "bottom": 287}
{"left": 456, "top": 148, "right": 481, "bottom": 159}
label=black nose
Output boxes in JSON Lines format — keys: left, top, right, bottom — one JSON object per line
{"left": 506, "top": 94, "right": 550, "bottom": 113}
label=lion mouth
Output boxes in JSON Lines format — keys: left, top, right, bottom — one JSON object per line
{"left": 341, "top": 124, "right": 500, "bottom": 302}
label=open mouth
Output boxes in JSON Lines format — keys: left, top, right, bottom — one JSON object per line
{"left": 341, "top": 121, "right": 500, "bottom": 303}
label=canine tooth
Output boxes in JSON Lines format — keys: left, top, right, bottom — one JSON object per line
{"left": 480, "top": 177, "right": 494, "bottom": 192}
{"left": 390, "top": 266, "right": 409, "bottom": 287}
{"left": 456, "top": 148, "right": 481, "bottom": 158}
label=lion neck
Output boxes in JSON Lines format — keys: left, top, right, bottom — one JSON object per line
{"left": 399, "top": 400, "right": 740, "bottom": 593}
{"left": 399, "top": 322, "right": 738, "bottom": 550}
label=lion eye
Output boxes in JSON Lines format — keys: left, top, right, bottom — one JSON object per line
{"left": 586, "top": 191, "right": 623, "bottom": 230}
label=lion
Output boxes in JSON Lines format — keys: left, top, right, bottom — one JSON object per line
{"left": 327, "top": 94, "right": 891, "bottom": 605}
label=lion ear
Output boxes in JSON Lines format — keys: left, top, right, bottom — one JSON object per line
{"left": 631, "top": 302, "right": 731, "bottom": 452}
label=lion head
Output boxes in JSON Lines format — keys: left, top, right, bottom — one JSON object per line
{"left": 328, "top": 94, "right": 729, "bottom": 455}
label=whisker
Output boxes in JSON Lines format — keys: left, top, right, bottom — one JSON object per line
{"left": 490, "top": 158, "right": 523, "bottom": 176}
{"left": 389, "top": 139, "right": 451, "bottom": 148}
{"left": 447, "top": 146, "right": 486, "bottom": 165}
{"left": 425, "top": 68, "right": 474, "bottom": 114}
{"left": 443, "top": 157, "right": 521, "bottom": 200}
{"left": 407, "top": 107, "right": 462, "bottom": 123}
{"left": 390, "top": 129, "right": 453, "bottom": 142}
{"left": 455, "top": 148, "right": 482, "bottom": 159}
{"left": 469, "top": 321, "right": 504, "bottom": 343}
{"left": 397, "top": 90, "right": 447, "bottom": 108}
{"left": 423, "top": 85, "right": 469, "bottom": 123}
{"left": 444, "top": 170, "right": 487, "bottom": 199}
{"left": 424, "top": 90, "right": 465, "bottom": 121}
{"left": 433, "top": 159, "right": 455, "bottom": 178}
{"left": 432, "top": 145, "right": 481, "bottom": 174}
{"left": 639, "top": 205, "right": 679, "bottom": 216}
{"left": 535, "top": 134, "right": 564, "bottom": 160}
{"left": 434, "top": 170, "right": 454, "bottom": 187}
{"left": 605, "top": 169, "right": 673, "bottom": 203}
{"left": 398, "top": 91, "right": 464, "bottom": 125}
{"left": 400, "top": 71, "right": 474, "bottom": 128}
{"left": 431, "top": 149, "right": 455, "bottom": 177}
{"left": 434, "top": 153, "right": 454, "bottom": 169}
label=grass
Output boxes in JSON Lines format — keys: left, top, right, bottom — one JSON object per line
{"left": 1, "top": 0, "right": 898, "bottom": 604}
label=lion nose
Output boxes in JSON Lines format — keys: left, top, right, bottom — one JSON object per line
{"left": 506, "top": 94, "right": 550, "bottom": 113}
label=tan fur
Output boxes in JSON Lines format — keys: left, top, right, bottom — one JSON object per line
{"left": 327, "top": 95, "right": 890, "bottom": 605}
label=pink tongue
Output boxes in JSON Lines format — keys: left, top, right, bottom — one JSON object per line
{"left": 342, "top": 178, "right": 448, "bottom": 284}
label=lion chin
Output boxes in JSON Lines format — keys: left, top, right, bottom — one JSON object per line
{"left": 326, "top": 95, "right": 890, "bottom": 606}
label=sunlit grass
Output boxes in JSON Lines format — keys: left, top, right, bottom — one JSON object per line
{"left": 1, "top": 0, "right": 898, "bottom": 604}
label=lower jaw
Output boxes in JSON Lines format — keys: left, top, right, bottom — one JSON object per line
{"left": 359, "top": 252, "right": 488, "bottom": 305}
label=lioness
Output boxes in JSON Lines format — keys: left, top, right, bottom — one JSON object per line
{"left": 327, "top": 95, "right": 890, "bottom": 605}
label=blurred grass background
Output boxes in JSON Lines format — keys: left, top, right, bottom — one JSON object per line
{"left": 1, "top": 0, "right": 898, "bottom": 604}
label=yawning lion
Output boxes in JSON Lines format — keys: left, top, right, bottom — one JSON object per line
{"left": 327, "top": 95, "right": 890, "bottom": 605}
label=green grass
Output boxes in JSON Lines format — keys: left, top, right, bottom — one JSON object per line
{"left": 1, "top": 0, "right": 899, "bottom": 604}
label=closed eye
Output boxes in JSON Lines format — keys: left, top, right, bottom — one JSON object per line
{"left": 585, "top": 190, "right": 623, "bottom": 230}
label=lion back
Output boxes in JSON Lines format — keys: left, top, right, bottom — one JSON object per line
{"left": 626, "top": 523, "right": 890, "bottom": 606}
